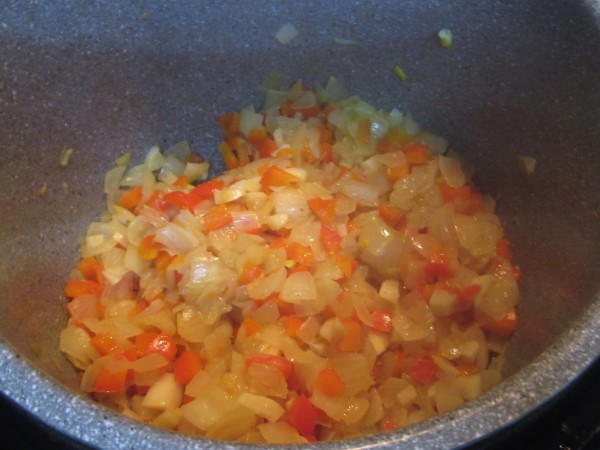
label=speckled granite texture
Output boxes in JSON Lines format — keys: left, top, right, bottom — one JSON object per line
{"left": 0, "top": 1, "right": 599, "bottom": 449}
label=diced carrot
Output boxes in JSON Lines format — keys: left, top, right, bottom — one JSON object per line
{"left": 227, "top": 136, "right": 251, "bottom": 167}
{"left": 370, "top": 311, "right": 393, "bottom": 333}
{"left": 154, "top": 251, "right": 173, "bottom": 271}
{"left": 378, "top": 202, "right": 404, "bottom": 228}
{"left": 424, "top": 253, "right": 453, "bottom": 279}
{"left": 220, "top": 141, "right": 239, "bottom": 169}
{"left": 336, "top": 319, "right": 363, "bottom": 352}
{"left": 336, "top": 253, "right": 357, "bottom": 279}
{"left": 173, "top": 349, "right": 204, "bottom": 385}
{"left": 134, "top": 332, "right": 177, "bottom": 362}
{"left": 245, "top": 354, "right": 293, "bottom": 380}
{"left": 307, "top": 197, "right": 336, "bottom": 223}
{"left": 90, "top": 333, "right": 121, "bottom": 356}
{"left": 203, "top": 204, "right": 233, "bottom": 232}
{"left": 480, "top": 307, "right": 517, "bottom": 337}
{"left": 386, "top": 165, "right": 410, "bottom": 184}
{"left": 247, "top": 127, "right": 267, "bottom": 147}
{"left": 287, "top": 395, "right": 317, "bottom": 438}
{"left": 118, "top": 186, "right": 143, "bottom": 211}
{"left": 403, "top": 143, "right": 430, "bottom": 165}
{"left": 76, "top": 256, "right": 103, "bottom": 281}
{"left": 239, "top": 262, "right": 263, "bottom": 285}
{"left": 496, "top": 238, "right": 512, "bottom": 260}
{"left": 138, "top": 234, "right": 159, "bottom": 260}
{"left": 64, "top": 279, "right": 103, "bottom": 298}
{"left": 217, "top": 111, "right": 240, "bottom": 135}
{"left": 317, "top": 366, "right": 345, "bottom": 397}
{"left": 410, "top": 357, "right": 437, "bottom": 385}
{"left": 260, "top": 165, "right": 300, "bottom": 187}
{"left": 93, "top": 366, "right": 129, "bottom": 393}
{"left": 241, "top": 318, "right": 262, "bottom": 336}
{"left": 273, "top": 240, "right": 316, "bottom": 268}
{"left": 260, "top": 137, "right": 277, "bottom": 158}
{"left": 174, "top": 175, "right": 189, "bottom": 188}
{"left": 320, "top": 221, "right": 341, "bottom": 255}
{"left": 377, "top": 128, "right": 411, "bottom": 154}
{"left": 283, "top": 316, "right": 304, "bottom": 337}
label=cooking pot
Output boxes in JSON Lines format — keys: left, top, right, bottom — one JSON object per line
{"left": 1, "top": 1, "right": 599, "bottom": 448}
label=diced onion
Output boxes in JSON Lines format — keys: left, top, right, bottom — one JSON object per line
{"left": 275, "top": 23, "right": 299, "bottom": 45}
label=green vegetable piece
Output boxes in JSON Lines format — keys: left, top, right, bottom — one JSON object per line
{"left": 438, "top": 28, "right": 453, "bottom": 48}
{"left": 393, "top": 66, "right": 407, "bottom": 81}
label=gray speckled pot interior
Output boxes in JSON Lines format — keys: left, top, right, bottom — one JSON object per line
{"left": 1, "top": 1, "right": 599, "bottom": 448}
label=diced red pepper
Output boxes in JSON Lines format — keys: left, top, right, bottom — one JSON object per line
{"left": 134, "top": 332, "right": 177, "bottom": 362}
{"left": 93, "top": 366, "right": 129, "bottom": 393}
{"left": 307, "top": 197, "right": 337, "bottom": 223}
{"left": 424, "top": 253, "right": 453, "bottom": 279}
{"left": 190, "top": 179, "right": 225, "bottom": 203}
{"left": 403, "top": 143, "right": 429, "bottom": 165}
{"left": 410, "top": 357, "right": 437, "bottom": 385}
{"left": 203, "top": 204, "right": 233, "bottom": 232}
{"left": 370, "top": 311, "right": 393, "bottom": 333}
{"left": 287, "top": 395, "right": 317, "bottom": 437}
{"left": 64, "top": 279, "right": 103, "bottom": 298}
{"left": 173, "top": 349, "right": 204, "bottom": 385}
{"left": 90, "top": 333, "right": 121, "bottom": 356}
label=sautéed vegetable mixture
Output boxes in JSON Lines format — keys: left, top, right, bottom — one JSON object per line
{"left": 60, "top": 78, "right": 520, "bottom": 443}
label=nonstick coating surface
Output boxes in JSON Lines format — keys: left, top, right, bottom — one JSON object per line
{"left": 0, "top": 1, "right": 599, "bottom": 449}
